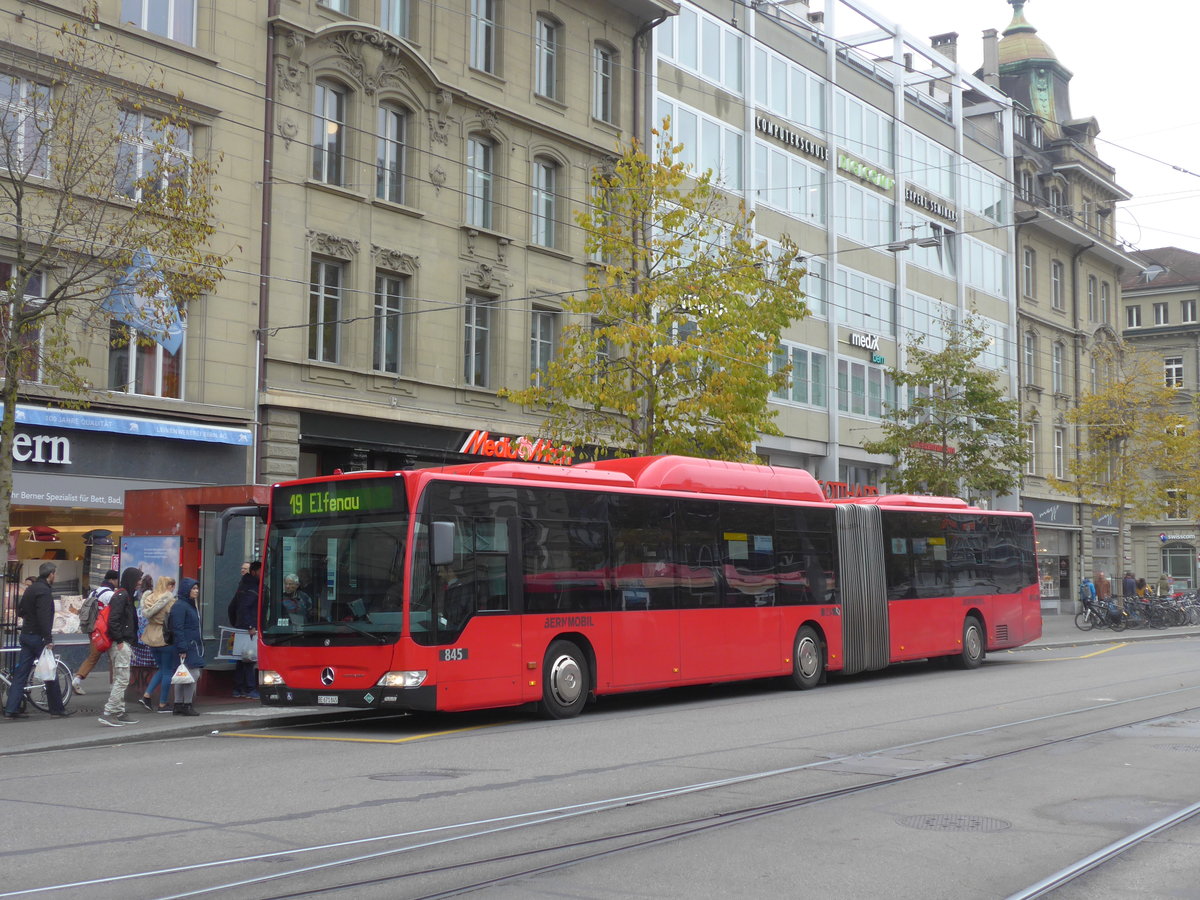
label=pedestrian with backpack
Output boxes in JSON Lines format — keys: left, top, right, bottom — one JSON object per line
{"left": 98, "top": 567, "right": 142, "bottom": 728}
{"left": 71, "top": 569, "right": 119, "bottom": 695}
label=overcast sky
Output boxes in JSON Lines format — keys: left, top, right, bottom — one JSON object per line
{"left": 834, "top": 0, "right": 1200, "bottom": 256}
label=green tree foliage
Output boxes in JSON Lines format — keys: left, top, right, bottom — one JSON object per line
{"left": 501, "top": 123, "right": 809, "bottom": 461}
{"left": 0, "top": 22, "right": 228, "bottom": 543}
{"left": 862, "top": 315, "right": 1028, "bottom": 499}
{"left": 1051, "top": 339, "right": 1195, "bottom": 540}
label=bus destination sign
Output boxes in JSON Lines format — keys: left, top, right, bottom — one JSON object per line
{"left": 274, "top": 479, "right": 402, "bottom": 520}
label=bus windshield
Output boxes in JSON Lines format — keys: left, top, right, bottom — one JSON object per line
{"left": 262, "top": 476, "right": 408, "bottom": 646}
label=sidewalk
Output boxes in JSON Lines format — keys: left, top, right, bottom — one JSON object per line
{"left": 4, "top": 615, "right": 1198, "bottom": 755}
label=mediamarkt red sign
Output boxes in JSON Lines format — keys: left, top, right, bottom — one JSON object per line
{"left": 460, "top": 430, "right": 574, "bottom": 466}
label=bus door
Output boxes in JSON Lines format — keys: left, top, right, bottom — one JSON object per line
{"left": 836, "top": 504, "right": 889, "bottom": 674}
{"left": 418, "top": 498, "right": 523, "bottom": 712}
{"left": 606, "top": 494, "right": 679, "bottom": 689}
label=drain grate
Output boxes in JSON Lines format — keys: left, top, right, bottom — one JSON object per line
{"left": 1161, "top": 744, "right": 1200, "bottom": 753}
{"left": 897, "top": 813, "right": 1011, "bottom": 833}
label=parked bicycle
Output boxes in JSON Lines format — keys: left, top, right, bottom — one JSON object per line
{"left": 1075, "top": 597, "right": 1125, "bottom": 632}
{"left": 0, "top": 647, "right": 74, "bottom": 713}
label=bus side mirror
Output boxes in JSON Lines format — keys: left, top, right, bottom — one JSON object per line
{"left": 431, "top": 521, "right": 455, "bottom": 567}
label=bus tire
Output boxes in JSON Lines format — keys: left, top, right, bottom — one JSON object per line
{"left": 952, "top": 616, "right": 985, "bottom": 670}
{"left": 786, "top": 625, "right": 823, "bottom": 690}
{"left": 541, "top": 640, "right": 588, "bottom": 719}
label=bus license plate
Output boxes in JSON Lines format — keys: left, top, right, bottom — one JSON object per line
{"left": 317, "top": 695, "right": 338, "bottom": 705}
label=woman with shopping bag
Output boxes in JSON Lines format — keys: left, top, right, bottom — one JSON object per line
{"left": 167, "top": 577, "right": 206, "bottom": 716}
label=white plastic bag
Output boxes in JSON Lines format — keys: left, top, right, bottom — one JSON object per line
{"left": 34, "top": 647, "right": 57, "bottom": 682}
{"left": 171, "top": 664, "right": 195, "bottom": 685}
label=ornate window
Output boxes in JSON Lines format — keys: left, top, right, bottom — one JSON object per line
{"left": 312, "top": 81, "right": 346, "bottom": 186}
{"left": 308, "top": 259, "right": 342, "bottom": 363}
{"left": 464, "top": 292, "right": 493, "bottom": 387}
{"left": 466, "top": 135, "right": 494, "bottom": 229}
{"left": 376, "top": 104, "right": 407, "bottom": 203}
{"left": 1, "top": 75, "right": 50, "bottom": 178}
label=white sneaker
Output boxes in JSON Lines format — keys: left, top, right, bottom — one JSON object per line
{"left": 98, "top": 713, "right": 126, "bottom": 727}
{"left": 71, "top": 677, "right": 85, "bottom": 695}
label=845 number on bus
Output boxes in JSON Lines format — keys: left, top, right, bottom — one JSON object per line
{"left": 441, "top": 648, "right": 468, "bottom": 661}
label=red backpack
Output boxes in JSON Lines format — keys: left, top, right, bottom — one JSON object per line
{"left": 90, "top": 604, "right": 113, "bottom": 653}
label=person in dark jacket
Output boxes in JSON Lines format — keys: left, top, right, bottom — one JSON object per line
{"left": 99, "top": 567, "right": 143, "bottom": 727}
{"left": 169, "top": 577, "right": 206, "bottom": 716}
{"left": 3, "top": 562, "right": 71, "bottom": 719}
{"left": 230, "top": 561, "right": 261, "bottom": 699}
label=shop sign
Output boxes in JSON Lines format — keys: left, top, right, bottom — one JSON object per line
{"left": 1160, "top": 532, "right": 1195, "bottom": 542}
{"left": 850, "top": 333, "right": 880, "bottom": 352}
{"left": 1023, "top": 498, "right": 1075, "bottom": 525}
{"left": 12, "top": 431, "right": 71, "bottom": 465}
{"left": 754, "top": 116, "right": 828, "bottom": 161}
{"left": 819, "top": 480, "right": 879, "bottom": 499}
{"left": 460, "top": 430, "right": 573, "bottom": 466}
{"left": 837, "top": 153, "right": 895, "bottom": 191}
{"left": 904, "top": 188, "right": 958, "bottom": 223}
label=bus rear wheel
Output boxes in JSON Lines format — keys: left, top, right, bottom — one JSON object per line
{"left": 951, "top": 616, "right": 985, "bottom": 670}
{"left": 786, "top": 625, "right": 823, "bottom": 690}
{"left": 541, "top": 640, "right": 588, "bottom": 719}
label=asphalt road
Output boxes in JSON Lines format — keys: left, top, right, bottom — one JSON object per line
{"left": 3, "top": 622, "right": 1200, "bottom": 899}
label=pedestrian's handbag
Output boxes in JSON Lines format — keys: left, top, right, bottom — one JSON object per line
{"left": 34, "top": 647, "right": 57, "bottom": 681}
{"left": 90, "top": 604, "right": 113, "bottom": 653}
{"left": 170, "top": 663, "right": 194, "bottom": 685}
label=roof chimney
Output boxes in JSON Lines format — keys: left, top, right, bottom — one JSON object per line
{"left": 930, "top": 32, "right": 958, "bottom": 63}
{"left": 981, "top": 28, "right": 999, "bottom": 87}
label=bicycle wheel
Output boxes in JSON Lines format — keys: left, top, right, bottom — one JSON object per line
{"left": 25, "top": 659, "right": 73, "bottom": 712}
{"left": 1075, "top": 610, "right": 1095, "bottom": 631}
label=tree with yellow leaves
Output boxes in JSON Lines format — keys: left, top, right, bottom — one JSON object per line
{"left": 502, "top": 123, "right": 809, "bottom": 462}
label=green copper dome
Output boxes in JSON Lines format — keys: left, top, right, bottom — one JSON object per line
{"left": 998, "top": 0, "right": 1059, "bottom": 68}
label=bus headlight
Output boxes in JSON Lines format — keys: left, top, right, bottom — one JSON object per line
{"left": 259, "top": 670, "right": 286, "bottom": 686}
{"left": 376, "top": 670, "right": 427, "bottom": 688}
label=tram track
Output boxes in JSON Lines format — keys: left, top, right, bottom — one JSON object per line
{"left": 8, "top": 682, "right": 1200, "bottom": 900}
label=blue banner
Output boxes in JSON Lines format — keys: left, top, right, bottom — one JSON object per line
{"left": 15, "top": 405, "right": 252, "bottom": 446}
{"left": 103, "top": 248, "right": 185, "bottom": 355}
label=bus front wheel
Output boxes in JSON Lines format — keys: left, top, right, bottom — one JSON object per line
{"left": 952, "top": 616, "right": 985, "bottom": 670}
{"left": 541, "top": 640, "right": 589, "bottom": 719}
{"left": 786, "top": 625, "right": 823, "bottom": 690}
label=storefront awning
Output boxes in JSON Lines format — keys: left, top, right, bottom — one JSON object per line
{"left": 14, "top": 405, "right": 252, "bottom": 446}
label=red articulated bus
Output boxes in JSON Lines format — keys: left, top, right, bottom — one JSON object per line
{"left": 256, "top": 455, "right": 1041, "bottom": 718}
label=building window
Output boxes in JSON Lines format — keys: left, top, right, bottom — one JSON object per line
{"left": 530, "top": 158, "right": 558, "bottom": 247}
{"left": 1053, "top": 427, "right": 1065, "bottom": 479}
{"left": 108, "top": 321, "right": 182, "bottom": 398}
{"left": 837, "top": 358, "right": 893, "bottom": 419}
{"left": 312, "top": 81, "right": 346, "bottom": 186}
{"left": 1127, "top": 305, "right": 1142, "bottom": 328}
{"left": 535, "top": 15, "right": 560, "bottom": 99}
{"left": 1052, "top": 342, "right": 1064, "bottom": 393}
{"left": 593, "top": 45, "right": 615, "bottom": 123}
{"left": 376, "top": 104, "right": 407, "bottom": 204}
{"left": 380, "top": 0, "right": 409, "bottom": 37}
{"left": 1167, "top": 489, "right": 1189, "bottom": 520}
{"left": 1023, "top": 332, "right": 1037, "bottom": 385}
{"left": 1022, "top": 247, "right": 1036, "bottom": 298}
{"left": 771, "top": 343, "right": 827, "bottom": 408}
{"left": 1050, "top": 260, "right": 1064, "bottom": 310}
{"left": 1025, "top": 424, "right": 1036, "bottom": 475}
{"left": 308, "top": 259, "right": 342, "bottom": 363}
{"left": 1, "top": 75, "right": 50, "bottom": 178}
{"left": 373, "top": 272, "right": 406, "bottom": 374}
{"left": 121, "top": 0, "right": 195, "bottom": 45}
{"left": 530, "top": 307, "right": 557, "bottom": 387}
{"left": 1087, "top": 276, "right": 1097, "bottom": 321}
{"left": 1018, "top": 169, "right": 1035, "bottom": 202}
{"left": 117, "top": 110, "right": 191, "bottom": 201}
{"left": 1154, "top": 302, "right": 1169, "bottom": 326}
{"left": 464, "top": 292, "right": 493, "bottom": 387}
{"left": 1165, "top": 356, "right": 1184, "bottom": 388}
{"left": 466, "top": 135, "right": 494, "bottom": 229}
{"left": 1047, "top": 185, "right": 1063, "bottom": 212}
{"left": 470, "top": 0, "right": 498, "bottom": 74}
{"left": 1184, "top": 299, "right": 1198, "bottom": 324}
{"left": 1101, "top": 281, "right": 1110, "bottom": 323}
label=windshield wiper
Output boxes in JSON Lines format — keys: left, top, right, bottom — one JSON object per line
{"left": 336, "top": 620, "right": 388, "bottom": 644}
